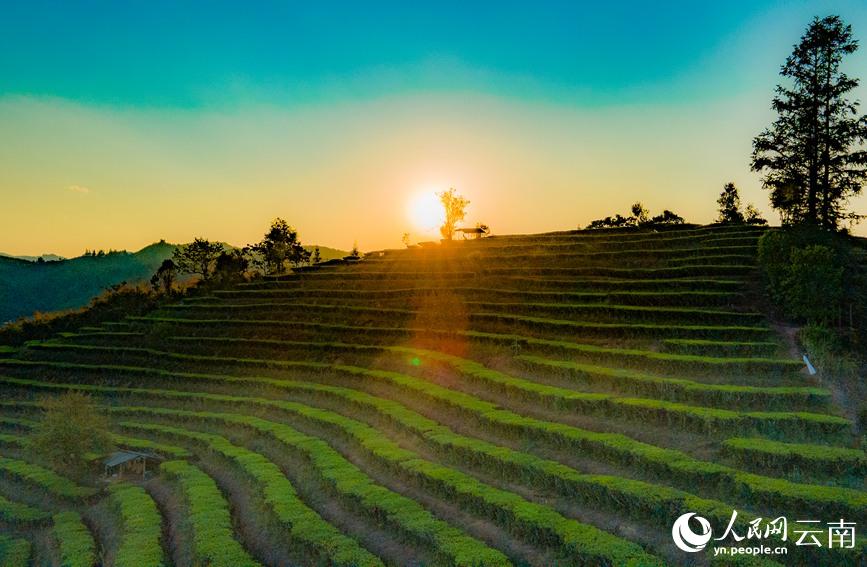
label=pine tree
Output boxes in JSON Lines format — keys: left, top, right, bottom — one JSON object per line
{"left": 717, "top": 183, "right": 745, "bottom": 224}
{"left": 751, "top": 15, "right": 867, "bottom": 229}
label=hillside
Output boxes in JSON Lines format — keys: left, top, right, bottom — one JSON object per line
{"left": 0, "top": 224, "right": 864, "bottom": 566}
{"left": 0, "top": 242, "right": 178, "bottom": 324}
{"left": 0, "top": 243, "right": 347, "bottom": 324}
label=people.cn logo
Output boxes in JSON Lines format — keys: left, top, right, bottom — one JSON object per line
{"left": 672, "top": 513, "right": 713, "bottom": 552}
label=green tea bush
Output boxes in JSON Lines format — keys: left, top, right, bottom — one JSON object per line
{"left": 121, "top": 406, "right": 660, "bottom": 566}
{"left": 52, "top": 511, "right": 97, "bottom": 567}
{"left": 7, "top": 374, "right": 863, "bottom": 525}
{"left": 131, "top": 411, "right": 510, "bottom": 567}
{"left": 0, "top": 493, "right": 49, "bottom": 524}
{"left": 24, "top": 341, "right": 827, "bottom": 437}
{"left": 661, "top": 338, "right": 779, "bottom": 358}
{"left": 0, "top": 456, "right": 96, "bottom": 500}
{"left": 159, "top": 460, "right": 261, "bottom": 567}
{"left": 0, "top": 365, "right": 821, "bottom": 548}
{"left": 123, "top": 422, "right": 382, "bottom": 567}
{"left": 108, "top": 484, "right": 164, "bottom": 567}
{"left": 0, "top": 534, "right": 30, "bottom": 567}
{"left": 722, "top": 437, "right": 867, "bottom": 478}
{"left": 785, "top": 245, "right": 845, "bottom": 324}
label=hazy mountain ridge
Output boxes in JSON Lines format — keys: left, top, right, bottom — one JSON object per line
{"left": 0, "top": 253, "right": 66, "bottom": 262}
{"left": 0, "top": 242, "right": 348, "bottom": 323}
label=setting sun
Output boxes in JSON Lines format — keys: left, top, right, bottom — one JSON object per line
{"left": 407, "top": 191, "right": 445, "bottom": 232}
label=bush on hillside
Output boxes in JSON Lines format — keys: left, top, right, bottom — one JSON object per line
{"left": 585, "top": 204, "right": 685, "bottom": 230}
{"left": 785, "top": 246, "right": 844, "bottom": 324}
{"left": 757, "top": 227, "right": 861, "bottom": 326}
{"left": 586, "top": 214, "right": 636, "bottom": 230}
{"left": 212, "top": 250, "right": 249, "bottom": 286}
{"left": 648, "top": 209, "right": 685, "bottom": 226}
{"left": 759, "top": 226, "right": 867, "bottom": 374}
{"left": 799, "top": 324, "right": 860, "bottom": 376}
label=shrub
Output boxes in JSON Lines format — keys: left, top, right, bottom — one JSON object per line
{"left": 3, "top": 370, "right": 866, "bottom": 535}
{"left": 785, "top": 245, "right": 844, "bottom": 324}
{"left": 0, "top": 534, "right": 30, "bottom": 567}
{"left": 124, "top": 423, "right": 381, "bottom": 567}
{"left": 52, "top": 511, "right": 97, "bottom": 567}
{"left": 0, "top": 493, "right": 49, "bottom": 524}
{"left": 757, "top": 227, "right": 863, "bottom": 326}
{"left": 126, "top": 408, "right": 661, "bottom": 566}
{"left": 136, "top": 412, "right": 510, "bottom": 567}
{"left": 0, "top": 456, "right": 96, "bottom": 500}
{"left": 108, "top": 484, "right": 164, "bottom": 567}
{"left": 159, "top": 460, "right": 260, "bottom": 567}
{"left": 799, "top": 324, "right": 860, "bottom": 378}
{"left": 585, "top": 204, "right": 686, "bottom": 229}
{"left": 721, "top": 437, "right": 867, "bottom": 478}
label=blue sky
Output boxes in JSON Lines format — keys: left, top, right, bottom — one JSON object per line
{"left": 1, "top": 1, "right": 866, "bottom": 255}
{"left": 5, "top": 0, "right": 863, "bottom": 107}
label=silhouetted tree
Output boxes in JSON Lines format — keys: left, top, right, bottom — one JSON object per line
{"left": 716, "top": 182, "right": 767, "bottom": 225}
{"left": 586, "top": 214, "right": 636, "bottom": 230}
{"left": 247, "top": 218, "right": 310, "bottom": 275}
{"left": 717, "top": 183, "right": 745, "bottom": 224}
{"left": 752, "top": 15, "right": 867, "bottom": 229}
{"left": 150, "top": 258, "right": 177, "bottom": 294}
{"left": 213, "top": 250, "right": 248, "bottom": 284}
{"left": 312, "top": 247, "right": 322, "bottom": 264}
{"left": 586, "top": 205, "right": 685, "bottom": 229}
{"left": 173, "top": 238, "right": 223, "bottom": 280}
{"left": 631, "top": 202, "right": 649, "bottom": 226}
{"left": 438, "top": 188, "right": 469, "bottom": 240}
{"left": 744, "top": 204, "right": 768, "bottom": 225}
{"left": 349, "top": 242, "right": 360, "bottom": 258}
{"left": 649, "top": 210, "right": 685, "bottom": 226}
{"left": 401, "top": 233, "right": 410, "bottom": 248}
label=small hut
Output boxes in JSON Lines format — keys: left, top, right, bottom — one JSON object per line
{"left": 103, "top": 450, "right": 161, "bottom": 479}
{"left": 456, "top": 226, "right": 490, "bottom": 239}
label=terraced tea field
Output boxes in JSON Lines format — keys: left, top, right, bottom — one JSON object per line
{"left": 1, "top": 224, "right": 864, "bottom": 566}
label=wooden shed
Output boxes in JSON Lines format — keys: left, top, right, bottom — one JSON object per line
{"left": 103, "top": 450, "right": 161, "bottom": 479}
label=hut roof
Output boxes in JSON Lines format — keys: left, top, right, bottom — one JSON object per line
{"left": 104, "top": 450, "right": 157, "bottom": 468}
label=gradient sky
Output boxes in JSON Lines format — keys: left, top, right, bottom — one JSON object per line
{"left": 1, "top": 0, "right": 867, "bottom": 256}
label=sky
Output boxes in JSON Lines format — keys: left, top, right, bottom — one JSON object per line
{"left": 1, "top": 0, "right": 867, "bottom": 257}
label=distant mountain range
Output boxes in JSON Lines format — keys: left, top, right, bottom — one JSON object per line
{"left": 0, "top": 253, "right": 66, "bottom": 262}
{"left": 0, "top": 242, "right": 347, "bottom": 324}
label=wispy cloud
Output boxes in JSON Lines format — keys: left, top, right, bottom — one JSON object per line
{"left": 68, "top": 185, "right": 90, "bottom": 194}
